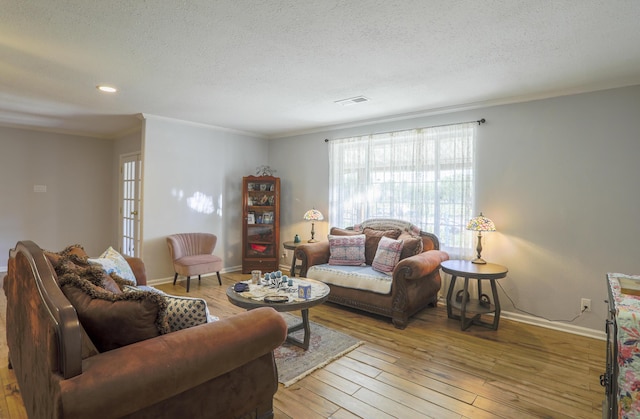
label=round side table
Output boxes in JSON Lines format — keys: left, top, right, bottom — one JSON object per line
{"left": 283, "top": 241, "right": 302, "bottom": 276}
{"left": 441, "top": 259, "right": 508, "bottom": 331}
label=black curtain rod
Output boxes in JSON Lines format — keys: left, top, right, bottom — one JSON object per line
{"left": 324, "top": 118, "right": 486, "bottom": 142}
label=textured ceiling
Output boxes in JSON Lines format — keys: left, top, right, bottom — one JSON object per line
{"left": 1, "top": 0, "right": 639, "bottom": 139}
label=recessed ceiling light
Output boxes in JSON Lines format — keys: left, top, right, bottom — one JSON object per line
{"left": 97, "top": 85, "right": 117, "bottom": 93}
{"left": 334, "top": 96, "right": 370, "bottom": 106}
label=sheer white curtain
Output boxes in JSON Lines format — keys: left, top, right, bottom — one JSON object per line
{"left": 329, "top": 122, "right": 476, "bottom": 258}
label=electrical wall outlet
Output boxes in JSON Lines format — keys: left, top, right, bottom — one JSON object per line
{"left": 581, "top": 298, "right": 591, "bottom": 312}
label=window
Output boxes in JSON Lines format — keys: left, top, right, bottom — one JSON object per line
{"left": 329, "top": 122, "right": 477, "bottom": 257}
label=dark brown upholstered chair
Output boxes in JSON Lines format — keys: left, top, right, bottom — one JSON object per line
{"left": 167, "top": 233, "right": 223, "bottom": 292}
{"left": 4, "top": 240, "right": 286, "bottom": 419}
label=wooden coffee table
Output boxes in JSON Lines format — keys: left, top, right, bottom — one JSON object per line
{"left": 226, "top": 277, "right": 330, "bottom": 350}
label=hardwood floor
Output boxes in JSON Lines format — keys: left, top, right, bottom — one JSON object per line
{"left": 0, "top": 272, "right": 605, "bottom": 418}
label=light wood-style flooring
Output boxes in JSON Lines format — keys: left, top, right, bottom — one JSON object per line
{"left": 0, "top": 272, "right": 605, "bottom": 418}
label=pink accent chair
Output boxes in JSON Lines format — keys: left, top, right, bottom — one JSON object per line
{"left": 166, "top": 233, "right": 223, "bottom": 292}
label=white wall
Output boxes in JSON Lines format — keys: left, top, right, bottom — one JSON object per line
{"left": 269, "top": 85, "right": 640, "bottom": 333}
{"left": 0, "top": 126, "right": 117, "bottom": 264}
{"left": 140, "top": 116, "right": 269, "bottom": 280}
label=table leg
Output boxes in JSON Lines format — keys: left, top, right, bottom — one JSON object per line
{"left": 446, "top": 274, "right": 458, "bottom": 319}
{"left": 289, "top": 253, "right": 297, "bottom": 276}
{"left": 490, "top": 279, "right": 500, "bottom": 330}
{"left": 460, "top": 277, "right": 470, "bottom": 330}
{"left": 285, "top": 309, "right": 311, "bottom": 350}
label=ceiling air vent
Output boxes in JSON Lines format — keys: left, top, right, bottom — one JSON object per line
{"left": 334, "top": 96, "right": 370, "bottom": 106}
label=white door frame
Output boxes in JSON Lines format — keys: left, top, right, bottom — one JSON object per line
{"left": 119, "top": 152, "right": 142, "bottom": 257}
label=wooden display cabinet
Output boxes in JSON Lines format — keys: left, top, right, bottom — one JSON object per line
{"left": 242, "top": 176, "right": 280, "bottom": 273}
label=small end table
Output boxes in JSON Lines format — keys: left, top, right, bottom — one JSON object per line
{"left": 283, "top": 241, "right": 302, "bottom": 276}
{"left": 441, "top": 259, "right": 508, "bottom": 331}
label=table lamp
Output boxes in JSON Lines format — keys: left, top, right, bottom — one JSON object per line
{"left": 303, "top": 208, "right": 324, "bottom": 242}
{"left": 466, "top": 212, "right": 496, "bottom": 264}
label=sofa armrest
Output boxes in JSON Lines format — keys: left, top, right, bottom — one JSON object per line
{"left": 60, "top": 307, "right": 287, "bottom": 418}
{"left": 125, "top": 256, "right": 147, "bottom": 286}
{"left": 393, "top": 250, "right": 449, "bottom": 281}
{"left": 295, "top": 241, "right": 330, "bottom": 276}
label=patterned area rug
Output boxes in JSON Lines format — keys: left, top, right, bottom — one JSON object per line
{"left": 275, "top": 313, "right": 363, "bottom": 387}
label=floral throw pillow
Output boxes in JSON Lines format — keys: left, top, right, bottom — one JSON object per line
{"left": 88, "top": 246, "right": 137, "bottom": 285}
{"left": 328, "top": 234, "right": 366, "bottom": 266}
{"left": 372, "top": 236, "right": 404, "bottom": 274}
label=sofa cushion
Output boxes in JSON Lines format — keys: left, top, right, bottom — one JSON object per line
{"left": 125, "top": 285, "right": 217, "bottom": 332}
{"left": 372, "top": 236, "right": 404, "bottom": 274}
{"left": 307, "top": 264, "right": 393, "bottom": 294}
{"left": 398, "top": 232, "right": 423, "bottom": 260}
{"left": 328, "top": 234, "right": 366, "bottom": 266}
{"left": 164, "top": 294, "right": 215, "bottom": 331}
{"left": 363, "top": 228, "right": 402, "bottom": 265}
{"left": 101, "top": 274, "right": 124, "bottom": 294}
{"left": 88, "top": 246, "right": 137, "bottom": 285}
{"left": 329, "top": 227, "right": 359, "bottom": 236}
{"left": 44, "top": 244, "right": 88, "bottom": 267}
{"left": 52, "top": 254, "right": 125, "bottom": 294}
{"left": 58, "top": 272, "right": 169, "bottom": 352}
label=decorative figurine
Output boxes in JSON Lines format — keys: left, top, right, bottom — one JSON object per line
{"left": 255, "top": 165, "right": 276, "bottom": 176}
{"left": 294, "top": 234, "right": 300, "bottom": 243}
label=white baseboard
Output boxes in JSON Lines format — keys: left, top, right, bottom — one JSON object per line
{"left": 500, "top": 310, "right": 605, "bottom": 340}
{"left": 146, "top": 266, "right": 242, "bottom": 287}
{"left": 439, "top": 298, "right": 605, "bottom": 340}
{"left": 146, "top": 277, "right": 174, "bottom": 286}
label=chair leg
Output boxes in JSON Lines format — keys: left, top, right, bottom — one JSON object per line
{"left": 186, "top": 276, "right": 191, "bottom": 292}
{"left": 173, "top": 273, "right": 178, "bottom": 286}
{"left": 198, "top": 274, "right": 201, "bottom": 282}
{"left": 216, "top": 272, "right": 222, "bottom": 285}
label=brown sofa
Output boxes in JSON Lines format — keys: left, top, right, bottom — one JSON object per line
{"left": 295, "top": 218, "right": 449, "bottom": 329}
{"left": 4, "top": 240, "right": 287, "bottom": 419}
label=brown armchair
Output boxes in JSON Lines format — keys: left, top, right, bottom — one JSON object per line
{"left": 167, "top": 233, "right": 223, "bottom": 292}
{"left": 296, "top": 218, "right": 449, "bottom": 329}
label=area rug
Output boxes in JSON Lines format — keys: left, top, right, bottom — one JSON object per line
{"left": 275, "top": 313, "right": 363, "bottom": 387}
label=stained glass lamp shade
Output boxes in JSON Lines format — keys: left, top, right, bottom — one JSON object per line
{"left": 466, "top": 212, "right": 496, "bottom": 264}
{"left": 303, "top": 209, "right": 324, "bottom": 243}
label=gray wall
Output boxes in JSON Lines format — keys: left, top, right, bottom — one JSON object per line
{"left": 140, "top": 116, "right": 269, "bottom": 280}
{"left": 270, "top": 85, "right": 640, "bottom": 333}
{"left": 2, "top": 85, "right": 639, "bottom": 334}
{"left": 0, "top": 126, "right": 117, "bottom": 264}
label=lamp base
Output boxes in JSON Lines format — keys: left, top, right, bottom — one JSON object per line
{"left": 308, "top": 222, "right": 317, "bottom": 243}
{"left": 471, "top": 257, "right": 487, "bottom": 264}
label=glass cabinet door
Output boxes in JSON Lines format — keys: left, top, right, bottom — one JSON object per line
{"left": 242, "top": 176, "right": 280, "bottom": 273}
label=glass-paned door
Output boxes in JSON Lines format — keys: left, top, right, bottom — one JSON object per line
{"left": 120, "top": 153, "right": 141, "bottom": 257}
